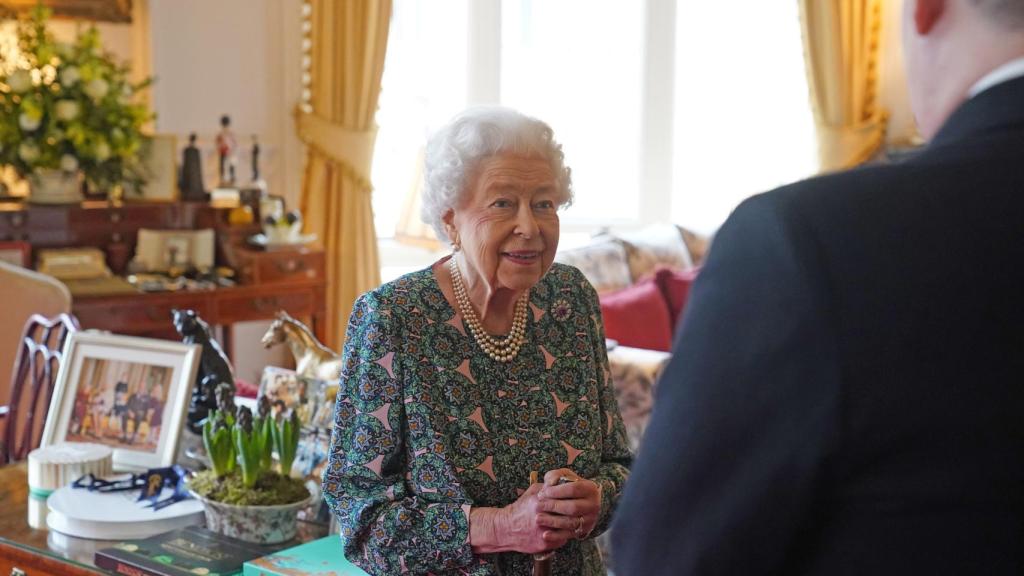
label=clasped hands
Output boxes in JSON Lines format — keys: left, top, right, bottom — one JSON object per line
{"left": 500, "top": 469, "right": 602, "bottom": 555}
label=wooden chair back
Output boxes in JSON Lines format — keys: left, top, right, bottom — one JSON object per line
{"left": 1, "top": 313, "right": 79, "bottom": 464}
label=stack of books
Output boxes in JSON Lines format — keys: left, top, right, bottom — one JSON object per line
{"left": 95, "top": 527, "right": 368, "bottom": 576}
{"left": 95, "top": 527, "right": 283, "bottom": 576}
{"left": 243, "top": 535, "right": 368, "bottom": 576}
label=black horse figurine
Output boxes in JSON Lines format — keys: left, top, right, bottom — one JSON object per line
{"left": 172, "top": 309, "right": 235, "bottom": 434}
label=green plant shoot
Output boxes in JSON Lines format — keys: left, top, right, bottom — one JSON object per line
{"left": 202, "top": 409, "right": 235, "bottom": 477}
{"left": 255, "top": 397, "right": 274, "bottom": 471}
{"left": 272, "top": 410, "right": 300, "bottom": 477}
{"left": 232, "top": 406, "right": 264, "bottom": 489}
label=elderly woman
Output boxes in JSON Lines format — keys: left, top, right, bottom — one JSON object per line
{"left": 323, "top": 107, "right": 631, "bottom": 575}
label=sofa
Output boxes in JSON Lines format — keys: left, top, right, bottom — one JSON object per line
{"left": 554, "top": 223, "right": 707, "bottom": 452}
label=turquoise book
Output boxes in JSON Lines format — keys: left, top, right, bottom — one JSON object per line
{"left": 243, "top": 535, "right": 368, "bottom": 576}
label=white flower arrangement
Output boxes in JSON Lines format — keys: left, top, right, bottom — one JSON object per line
{"left": 0, "top": 6, "right": 154, "bottom": 192}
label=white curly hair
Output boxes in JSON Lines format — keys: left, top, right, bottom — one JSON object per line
{"left": 421, "top": 106, "right": 573, "bottom": 244}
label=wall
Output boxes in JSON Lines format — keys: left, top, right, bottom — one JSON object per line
{"left": 149, "top": 0, "right": 305, "bottom": 208}
{"left": 147, "top": 0, "right": 306, "bottom": 385}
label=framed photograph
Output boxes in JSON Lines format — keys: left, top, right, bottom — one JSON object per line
{"left": 133, "top": 228, "right": 215, "bottom": 272}
{"left": 1, "top": 0, "right": 132, "bottom": 23}
{"left": 0, "top": 241, "right": 30, "bottom": 267}
{"left": 294, "top": 428, "right": 333, "bottom": 525}
{"left": 41, "top": 332, "right": 200, "bottom": 472}
{"left": 258, "top": 367, "right": 336, "bottom": 429}
{"left": 126, "top": 134, "right": 178, "bottom": 202}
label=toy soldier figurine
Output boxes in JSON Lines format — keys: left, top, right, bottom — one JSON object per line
{"left": 215, "top": 114, "right": 238, "bottom": 186}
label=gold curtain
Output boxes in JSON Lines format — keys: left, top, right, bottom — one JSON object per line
{"left": 799, "top": 0, "right": 889, "bottom": 171}
{"left": 297, "top": 0, "right": 392, "bottom": 350}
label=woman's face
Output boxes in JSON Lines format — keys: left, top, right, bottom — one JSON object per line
{"left": 446, "top": 154, "right": 561, "bottom": 295}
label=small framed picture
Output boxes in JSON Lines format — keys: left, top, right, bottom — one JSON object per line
{"left": 0, "top": 241, "right": 30, "bottom": 267}
{"left": 126, "top": 134, "right": 178, "bottom": 202}
{"left": 133, "top": 228, "right": 215, "bottom": 272}
{"left": 1, "top": 0, "right": 133, "bottom": 23}
{"left": 258, "top": 367, "right": 336, "bottom": 429}
{"left": 294, "top": 428, "right": 333, "bottom": 525}
{"left": 41, "top": 332, "right": 200, "bottom": 471}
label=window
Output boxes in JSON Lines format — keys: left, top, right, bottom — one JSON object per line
{"left": 372, "top": 0, "right": 816, "bottom": 242}
{"left": 672, "top": 1, "right": 817, "bottom": 234}
{"left": 501, "top": 0, "right": 645, "bottom": 224}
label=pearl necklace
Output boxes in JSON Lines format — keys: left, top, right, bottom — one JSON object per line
{"left": 447, "top": 257, "right": 529, "bottom": 363}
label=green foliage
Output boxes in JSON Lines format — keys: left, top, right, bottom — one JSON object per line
{"left": 200, "top": 400, "right": 303, "bottom": 501}
{"left": 271, "top": 411, "right": 300, "bottom": 477}
{"left": 189, "top": 468, "right": 308, "bottom": 507}
{"left": 202, "top": 410, "right": 235, "bottom": 478}
{"left": 0, "top": 5, "right": 154, "bottom": 191}
{"left": 255, "top": 414, "right": 274, "bottom": 472}
{"left": 232, "top": 406, "right": 271, "bottom": 489}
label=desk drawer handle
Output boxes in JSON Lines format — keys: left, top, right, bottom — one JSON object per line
{"left": 275, "top": 259, "right": 305, "bottom": 273}
{"left": 253, "top": 297, "right": 280, "bottom": 312}
{"left": 11, "top": 567, "right": 26, "bottom": 576}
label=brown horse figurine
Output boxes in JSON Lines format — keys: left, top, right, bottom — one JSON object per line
{"left": 261, "top": 311, "right": 342, "bottom": 382}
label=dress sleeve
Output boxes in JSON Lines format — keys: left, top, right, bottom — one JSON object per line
{"left": 580, "top": 276, "right": 633, "bottom": 537}
{"left": 322, "top": 292, "right": 482, "bottom": 575}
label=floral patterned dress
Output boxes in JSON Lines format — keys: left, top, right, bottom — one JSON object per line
{"left": 323, "top": 262, "right": 632, "bottom": 575}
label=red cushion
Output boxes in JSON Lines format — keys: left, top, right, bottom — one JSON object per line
{"left": 599, "top": 277, "right": 674, "bottom": 352}
{"left": 235, "top": 378, "right": 259, "bottom": 399}
{"left": 655, "top": 266, "right": 701, "bottom": 329}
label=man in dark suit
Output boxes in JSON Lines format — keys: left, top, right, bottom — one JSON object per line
{"left": 611, "top": 0, "right": 1024, "bottom": 574}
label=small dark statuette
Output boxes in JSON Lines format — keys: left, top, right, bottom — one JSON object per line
{"left": 180, "top": 133, "right": 207, "bottom": 201}
{"left": 215, "top": 381, "right": 236, "bottom": 415}
{"left": 257, "top": 395, "right": 271, "bottom": 420}
{"left": 172, "top": 309, "right": 235, "bottom": 434}
{"left": 236, "top": 405, "right": 253, "bottom": 433}
{"left": 251, "top": 135, "right": 261, "bottom": 182}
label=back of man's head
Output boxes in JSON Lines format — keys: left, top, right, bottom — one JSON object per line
{"left": 970, "top": 0, "right": 1024, "bottom": 29}
{"left": 904, "top": 0, "right": 1024, "bottom": 138}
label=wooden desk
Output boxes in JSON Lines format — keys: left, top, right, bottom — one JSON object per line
{"left": 72, "top": 277, "right": 327, "bottom": 358}
{"left": 0, "top": 200, "right": 330, "bottom": 356}
{"left": 0, "top": 463, "right": 328, "bottom": 576}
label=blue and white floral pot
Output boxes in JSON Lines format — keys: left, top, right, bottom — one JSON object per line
{"left": 189, "top": 490, "right": 311, "bottom": 544}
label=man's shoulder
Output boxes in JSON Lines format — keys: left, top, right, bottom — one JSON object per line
{"left": 755, "top": 162, "right": 909, "bottom": 214}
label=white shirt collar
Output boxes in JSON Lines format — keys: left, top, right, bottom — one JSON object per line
{"left": 968, "top": 55, "right": 1024, "bottom": 98}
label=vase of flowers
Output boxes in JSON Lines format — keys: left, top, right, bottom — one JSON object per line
{"left": 27, "top": 168, "right": 81, "bottom": 204}
{"left": 0, "top": 6, "right": 153, "bottom": 203}
{"left": 188, "top": 398, "right": 310, "bottom": 544}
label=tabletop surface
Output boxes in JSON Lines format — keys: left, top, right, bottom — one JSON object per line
{"left": 0, "top": 462, "right": 328, "bottom": 572}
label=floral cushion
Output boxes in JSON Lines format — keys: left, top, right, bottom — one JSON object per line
{"left": 678, "top": 226, "right": 712, "bottom": 266}
{"left": 554, "top": 236, "right": 632, "bottom": 294}
{"left": 617, "top": 223, "right": 695, "bottom": 282}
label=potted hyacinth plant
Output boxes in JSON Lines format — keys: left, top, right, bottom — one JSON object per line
{"left": 0, "top": 6, "right": 152, "bottom": 203}
{"left": 188, "top": 396, "right": 310, "bottom": 544}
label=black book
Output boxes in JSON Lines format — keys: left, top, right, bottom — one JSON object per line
{"left": 95, "top": 526, "right": 286, "bottom": 576}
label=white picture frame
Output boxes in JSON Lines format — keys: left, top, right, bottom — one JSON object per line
{"left": 126, "top": 133, "right": 178, "bottom": 202}
{"left": 41, "top": 332, "right": 200, "bottom": 472}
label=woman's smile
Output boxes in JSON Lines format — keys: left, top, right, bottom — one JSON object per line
{"left": 501, "top": 250, "right": 542, "bottom": 265}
